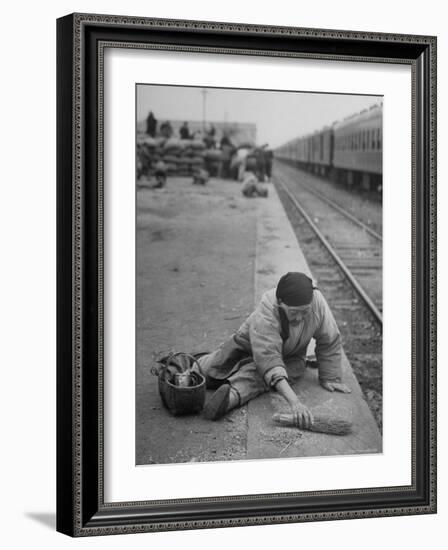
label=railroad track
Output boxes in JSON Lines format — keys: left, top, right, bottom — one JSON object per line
{"left": 276, "top": 159, "right": 382, "bottom": 236}
{"left": 274, "top": 168, "right": 383, "bottom": 429}
{"left": 274, "top": 175, "right": 383, "bottom": 329}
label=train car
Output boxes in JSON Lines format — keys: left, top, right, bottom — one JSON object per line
{"left": 296, "top": 136, "right": 308, "bottom": 164}
{"left": 306, "top": 126, "right": 333, "bottom": 176}
{"left": 275, "top": 126, "right": 333, "bottom": 176}
{"left": 276, "top": 135, "right": 301, "bottom": 165}
{"left": 332, "top": 104, "right": 382, "bottom": 190}
{"left": 274, "top": 102, "right": 383, "bottom": 192}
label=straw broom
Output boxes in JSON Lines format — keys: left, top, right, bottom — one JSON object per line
{"left": 272, "top": 412, "right": 352, "bottom": 436}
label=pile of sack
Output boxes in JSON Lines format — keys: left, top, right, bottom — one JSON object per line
{"left": 137, "top": 135, "right": 224, "bottom": 179}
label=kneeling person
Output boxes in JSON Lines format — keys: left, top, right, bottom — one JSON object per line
{"left": 241, "top": 171, "right": 268, "bottom": 198}
{"left": 197, "top": 272, "right": 351, "bottom": 425}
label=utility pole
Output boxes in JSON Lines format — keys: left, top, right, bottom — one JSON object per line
{"left": 201, "top": 88, "right": 208, "bottom": 132}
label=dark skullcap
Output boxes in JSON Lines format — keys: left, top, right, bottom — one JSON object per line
{"left": 276, "top": 272, "right": 314, "bottom": 306}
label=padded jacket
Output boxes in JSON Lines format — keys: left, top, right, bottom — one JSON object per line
{"left": 203, "top": 288, "right": 342, "bottom": 387}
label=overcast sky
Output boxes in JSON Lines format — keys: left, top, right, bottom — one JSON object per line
{"left": 137, "top": 85, "right": 381, "bottom": 148}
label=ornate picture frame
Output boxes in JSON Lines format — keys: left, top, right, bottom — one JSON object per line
{"left": 56, "top": 13, "right": 436, "bottom": 536}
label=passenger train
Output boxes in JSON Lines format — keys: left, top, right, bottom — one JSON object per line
{"left": 275, "top": 103, "right": 382, "bottom": 191}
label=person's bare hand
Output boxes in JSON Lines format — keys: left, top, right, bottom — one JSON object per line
{"left": 290, "top": 398, "right": 313, "bottom": 429}
{"left": 320, "top": 380, "right": 352, "bottom": 393}
{"left": 274, "top": 379, "right": 313, "bottom": 428}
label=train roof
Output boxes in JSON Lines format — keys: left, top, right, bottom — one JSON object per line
{"left": 279, "top": 124, "right": 333, "bottom": 148}
{"left": 276, "top": 103, "right": 382, "bottom": 150}
{"left": 333, "top": 103, "right": 383, "bottom": 132}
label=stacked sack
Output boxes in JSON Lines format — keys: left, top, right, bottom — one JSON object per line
{"left": 137, "top": 134, "right": 224, "bottom": 178}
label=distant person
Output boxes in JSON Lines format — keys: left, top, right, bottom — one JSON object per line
{"left": 232, "top": 146, "right": 250, "bottom": 181}
{"left": 204, "top": 124, "right": 216, "bottom": 149}
{"left": 264, "top": 147, "right": 273, "bottom": 180}
{"left": 145, "top": 111, "right": 157, "bottom": 137}
{"left": 192, "top": 168, "right": 209, "bottom": 185}
{"left": 160, "top": 121, "right": 173, "bottom": 139}
{"left": 220, "top": 134, "right": 235, "bottom": 179}
{"left": 153, "top": 160, "right": 167, "bottom": 188}
{"left": 220, "top": 134, "right": 233, "bottom": 148}
{"left": 179, "top": 122, "right": 191, "bottom": 140}
{"left": 241, "top": 171, "right": 268, "bottom": 198}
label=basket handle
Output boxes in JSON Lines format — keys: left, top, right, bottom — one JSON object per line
{"left": 154, "top": 352, "right": 203, "bottom": 373}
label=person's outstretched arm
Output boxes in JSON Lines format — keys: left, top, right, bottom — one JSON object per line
{"left": 274, "top": 378, "right": 313, "bottom": 429}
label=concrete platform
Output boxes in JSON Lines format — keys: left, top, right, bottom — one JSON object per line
{"left": 248, "top": 188, "right": 382, "bottom": 458}
{"left": 136, "top": 176, "right": 381, "bottom": 465}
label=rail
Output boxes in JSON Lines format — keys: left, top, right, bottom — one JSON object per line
{"left": 276, "top": 177, "right": 383, "bottom": 327}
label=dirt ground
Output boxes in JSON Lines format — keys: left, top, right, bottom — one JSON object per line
{"left": 136, "top": 176, "right": 258, "bottom": 464}
{"left": 135, "top": 174, "right": 381, "bottom": 466}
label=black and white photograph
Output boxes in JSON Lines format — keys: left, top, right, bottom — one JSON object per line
{"left": 1, "top": 0, "right": 443, "bottom": 544}
{"left": 135, "top": 84, "right": 383, "bottom": 465}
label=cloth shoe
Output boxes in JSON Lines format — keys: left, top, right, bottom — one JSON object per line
{"left": 203, "top": 384, "right": 231, "bottom": 420}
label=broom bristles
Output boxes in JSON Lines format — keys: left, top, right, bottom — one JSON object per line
{"left": 272, "top": 412, "right": 352, "bottom": 436}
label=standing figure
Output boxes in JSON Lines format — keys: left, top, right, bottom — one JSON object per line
{"left": 145, "top": 111, "right": 157, "bottom": 137}
{"left": 153, "top": 160, "right": 167, "bottom": 188}
{"left": 265, "top": 147, "right": 273, "bottom": 180}
{"left": 179, "top": 122, "right": 191, "bottom": 140}
{"left": 204, "top": 124, "right": 216, "bottom": 149}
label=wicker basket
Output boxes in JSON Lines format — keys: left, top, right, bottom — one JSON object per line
{"left": 152, "top": 353, "right": 206, "bottom": 416}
